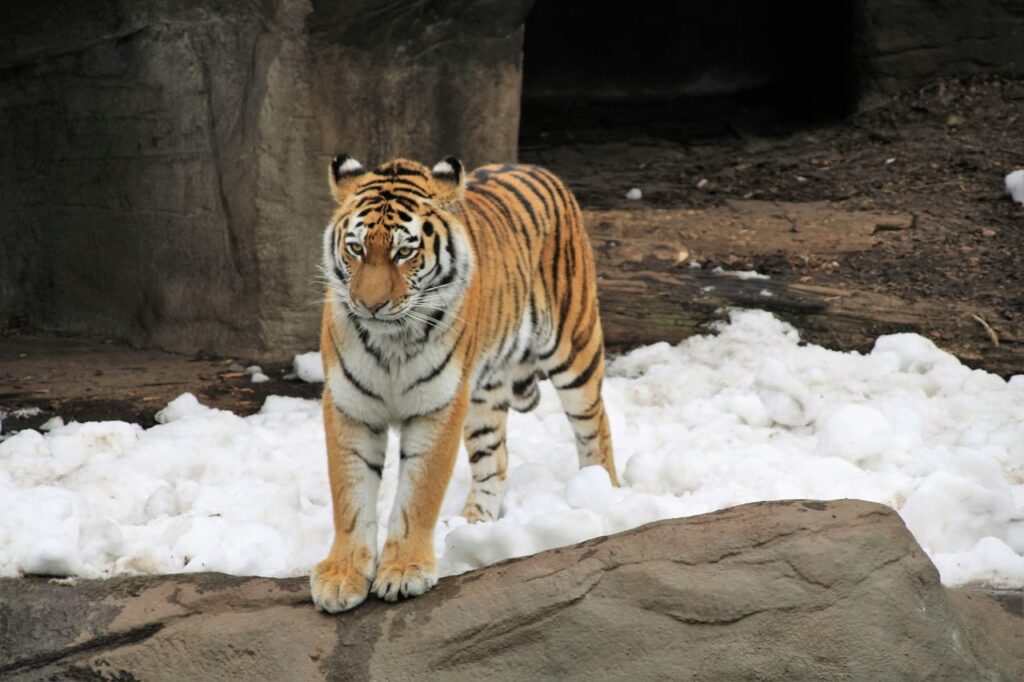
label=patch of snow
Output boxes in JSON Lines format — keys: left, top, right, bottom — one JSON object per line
{"left": 40, "top": 416, "right": 65, "bottom": 432}
{"left": 293, "top": 352, "right": 325, "bottom": 383}
{"left": 0, "top": 310, "right": 1022, "bottom": 589}
{"left": 625, "top": 188, "right": 643, "bottom": 201}
{"left": 1006, "top": 169, "right": 1024, "bottom": 206}
{"left": 711, "top": 266, "right": 770, "bottom": 280}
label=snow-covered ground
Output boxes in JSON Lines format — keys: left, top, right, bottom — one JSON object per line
{"left": 1, "top": 310, "right": 1022, "bottom": 587}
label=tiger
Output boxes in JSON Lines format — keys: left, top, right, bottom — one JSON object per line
{"left": 310, "top": 154, "right": 618, "bottom": 613}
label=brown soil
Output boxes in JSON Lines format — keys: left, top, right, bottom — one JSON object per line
{"left": 521, "top": 76, "right": 1024, "bottom": 348}
{"left": 1, "top": 75, "right": 1021, "bottom": 434}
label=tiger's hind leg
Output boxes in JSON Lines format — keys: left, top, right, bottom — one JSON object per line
{"left": 544, "top": 335, "right": 618, "bottom": 486}
{"left": 461, "top": 396, "right": 510, "bottom": 523}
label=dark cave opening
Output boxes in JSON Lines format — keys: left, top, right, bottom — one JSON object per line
{"left": 520, "top": 1, "right": 861, "bottom": 145}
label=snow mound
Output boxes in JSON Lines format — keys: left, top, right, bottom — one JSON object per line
{"left": 293, "top": 352, "right": 324, "bottom": 383}
{"left": 1, "top": 310, "right": 1021, "bottom": 588}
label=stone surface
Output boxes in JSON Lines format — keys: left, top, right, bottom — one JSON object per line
{"left": 0, "top": 0, "right": 531, "bottom": 358}
{"left": 1, "top": 500, "right": 1021, "bottom": 681}
{"left": 858, "top": 0, "right": 1024, "bottom": 94}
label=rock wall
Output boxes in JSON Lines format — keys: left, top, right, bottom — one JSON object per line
{"left": 858, "top": 0, "right": 1024, "bottom": 93}
{"left": 0, "top": 0, "right": 531, "bottom": 357}
{"left": 1, "top": 500, "right": 1021, "bottom": 681}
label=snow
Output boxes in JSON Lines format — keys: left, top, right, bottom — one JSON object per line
{"left": 1006, "top": 169, "right": 1024, "bottom": 206}
{"left": 711, "top": 266, "right": 770, "bottom": 280}
{"left": 293, "top": 351, "right": 325, "bottom": 384}
{"left": 245, "top": 365, "right": 270, "bottom": 384}
{"left": 625, "top": 188, "right": 643, "bottom": 201}
{"left": 1, "top": 310, "right": 1022, "bottom": 588}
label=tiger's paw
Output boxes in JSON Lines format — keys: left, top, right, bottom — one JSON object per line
{"left": 310, "top": 558, "right": 371, "bottom": 613}
{"left": 372, "top": 559, "right": 438, "bottom": 602}
{"left": 461, "top": 497, "right": 500, "bottom": 524}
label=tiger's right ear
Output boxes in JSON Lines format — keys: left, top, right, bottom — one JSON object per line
{"left": 328, "top": 154, "right": 367, "bottom": 204}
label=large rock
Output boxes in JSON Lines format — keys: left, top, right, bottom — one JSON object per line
{"left": 0, "top": 0, "right": 532, "bottom": 357}
{"left": 1, "top": 500, "right": 1020, "bottom": 680}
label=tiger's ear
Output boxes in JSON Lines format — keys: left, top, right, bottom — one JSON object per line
{"left": 431, "top": 156, "right": 464, "bottom": 208}
{"left": 328, "top": 154, "right": 367, "bottom": 204}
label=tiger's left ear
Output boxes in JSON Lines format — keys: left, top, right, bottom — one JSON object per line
{"left": 431, "top": 156, "right": 464, "bottom": 208}
{"left": 328, "top": 153, "right": 367, "bottom": 204}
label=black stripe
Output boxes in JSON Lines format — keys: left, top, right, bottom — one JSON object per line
{"left": 400, "top": 401, "right": 448, "bottom": 425}
{"left": 393, "top": 195, "right": 419, "bottom": 212}
{"left": 492, "top": 177, "right": 540, "bottom": 235}
{"left": 468, "top": 425, "right": 496, "bottom": 440}
{"left": 555, "top": 349, "right": 602, "bottom": 391}
{"left": 340, "top": 357, "right": 383, "bottom": 401}
{"left": 355, "top": 452, "right": 383, "bottom": 476}
{"left": 403, "top": 329, "right": 463, "bottom": 393}
{"left": 470, "top": 185, "right": 533, "bottom": 254}
{"left": 356, "top": 178, "right": 430, "bottom": 196}
{"left": 517, "top": 169, "right": 556, "bottom": 221}
{"left": 350, "top": 316, "right": 389, "bottom": 369}
{"left": 512, "top": 375, "right": 536, "bottom": 395}
{"left": 474, "top": 472, "right": 499, "bottom": 483}
{"left": 470, "top": 442, "right": 500, "bottom": 463}
{"left": 539, "top": 293, "right": 573, "bottom": 361}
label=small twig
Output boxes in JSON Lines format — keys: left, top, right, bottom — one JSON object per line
{"left": 970, "top": 313, "right": 1000, "bottom": 347}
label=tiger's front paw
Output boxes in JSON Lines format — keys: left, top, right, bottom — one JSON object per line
{"left": 310, "top": 558, "right": 371, "bottom": 613}
{"left": 461, "top": 496, "right": 500, "bottom": 523}
{"left": 371, "top": 559, "right": 438, "bottom": 602}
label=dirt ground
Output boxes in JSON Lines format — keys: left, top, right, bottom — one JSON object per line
{"left": 521, "top": 76, "right": 1023, "bottom": 327}
{"left": 1, "top": 75, "right": 1021, "bottom": 434}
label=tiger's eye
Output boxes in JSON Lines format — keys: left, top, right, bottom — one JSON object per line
{"left": 395, "top": 247, "right": 414, "bottom": 260}
{"left": 347, "top": 243, "right": 364, "bottom": 257}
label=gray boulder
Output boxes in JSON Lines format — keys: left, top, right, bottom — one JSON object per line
{"left": 1, "top": 499, "right": 1021, "bottom": 680}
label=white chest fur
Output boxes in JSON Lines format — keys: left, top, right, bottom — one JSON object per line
{"left": 326, "top": 317, "right": 464, "bottom": 425}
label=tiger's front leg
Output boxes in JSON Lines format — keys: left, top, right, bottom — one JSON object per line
{"left": 310, "top": 387, "right": 386, "bottom": 613}
{"left": 373, "top": 387, "right": 468, "bottom": 601}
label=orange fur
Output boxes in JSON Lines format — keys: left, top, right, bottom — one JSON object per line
{"left": 310, "top": 156, "right": 616, "bottom": 612}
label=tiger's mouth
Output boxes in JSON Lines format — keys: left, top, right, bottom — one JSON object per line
{"left": 346, "top": 298, "right": 414, "bottom": 326}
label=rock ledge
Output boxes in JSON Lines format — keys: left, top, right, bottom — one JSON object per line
{"left": 1, "top": 500, "right": 1021, "bottom": 681}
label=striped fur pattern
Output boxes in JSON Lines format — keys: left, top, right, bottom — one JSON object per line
{"left": 310, "top": 155, "right": 617, "bottom": 613}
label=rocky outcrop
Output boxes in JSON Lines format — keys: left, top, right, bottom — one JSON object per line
{"left": 858, "top": 0, "right": 1024, "bottom": 94}
{"left": 1, "top": 500, "right": 1021, "bottom": 681}
{"left": 0, "top": 0, "right": 532, "bottom": 357}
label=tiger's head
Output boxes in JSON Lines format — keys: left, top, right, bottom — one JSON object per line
{"left": 322, "top": 155, "right": 473, "bottom": 336}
